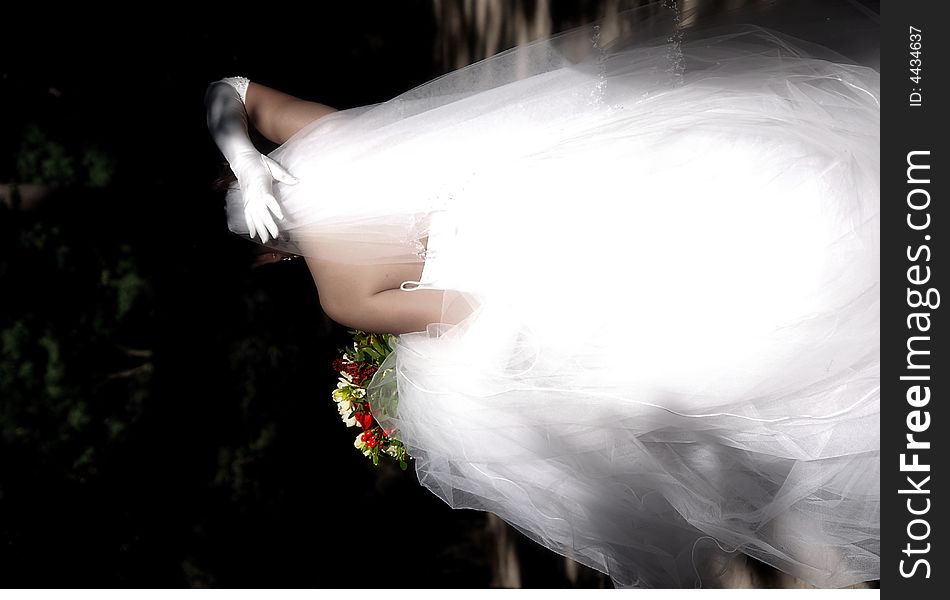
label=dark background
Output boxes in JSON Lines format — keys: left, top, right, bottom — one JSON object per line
{"left": 0, "top": 0, "right": 880, "bottom": 588}
{"left": 0, "top": 1, "right": 616, "bottom": 588}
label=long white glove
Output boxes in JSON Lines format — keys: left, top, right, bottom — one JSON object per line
{"left": 205, "top": 77, "right": 297, "bottom": 243}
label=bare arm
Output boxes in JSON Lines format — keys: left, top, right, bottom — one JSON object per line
{"left": 244, "top": 81, "right": 338, "bottom": 145}
{"left": 324, "top": 287, "right": 476, "bottom": 335}
{"left": 243, "top": 82, "right": 470, "bottom": 334}
{"left": 328, "top": 288, "right": 449, "bottom": 334}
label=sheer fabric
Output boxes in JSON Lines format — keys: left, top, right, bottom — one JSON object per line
{"left": 226, "top": 0, "right": 880, "bottom": 588}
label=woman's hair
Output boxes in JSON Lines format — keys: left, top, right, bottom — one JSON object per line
{"left": 213, "top": 163, "right": 301, "bottom": 268}
{"left": 212, "top": 162, "right": 237, "bottom": 193}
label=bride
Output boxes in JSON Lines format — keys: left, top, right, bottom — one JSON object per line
{"left": 206, "top": 0, "right": 879, "bottom": 588}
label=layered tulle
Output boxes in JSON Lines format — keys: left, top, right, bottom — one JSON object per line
{"left": 367, "top": 50, "right": 881, "bottom": 584}
{"left": 225, "top": 0, "right": 880, "bottom": 588}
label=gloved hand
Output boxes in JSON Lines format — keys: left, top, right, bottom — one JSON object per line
{"left": 206, "top": 77, "right": 297, "bottom": 243}
{"left": 227, "top": 148, "right": 298, "bottom": 243}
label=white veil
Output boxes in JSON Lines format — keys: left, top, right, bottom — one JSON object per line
{"left": 225, "top": 0, "right": 879, "bottom": 270}
{"left": 346, "top": 0, "right": 881, "bottom": 588}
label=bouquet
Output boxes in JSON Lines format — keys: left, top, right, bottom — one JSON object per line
{"left": 331, "top": 330, "right": 409, "bottom": 470}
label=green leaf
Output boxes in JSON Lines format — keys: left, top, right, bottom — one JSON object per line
{"left": 371, "top": 338, "right": 388, "bottom": 358}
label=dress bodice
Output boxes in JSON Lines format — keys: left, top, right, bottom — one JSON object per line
{"left": 400, "top": 209, "right": 459, "bottom": 292}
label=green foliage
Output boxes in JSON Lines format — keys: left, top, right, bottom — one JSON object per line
{"left": 81, "top": 146, "right": 116, "bottom": 188}
{"left": 16, "top": 125, "right": 76, "bottom": 186}
{"left": 334, "top": 330, "right": 408, "bottom": 469}
{"left": 346, "top": 330, "right": 396, "bottom": 364}
{"left": 0, "top": 210, "right": 153, "bottom": 482}
{"left": 213, "top": 422, "right": 278, "bottom": 502}
{"left": 211, "top": 286, "right": 306, "bottom": 505}
{"left": 15, "top": 124, "right": 115, "bottom": 188}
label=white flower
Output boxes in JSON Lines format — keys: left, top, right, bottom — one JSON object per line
{"left": 352, "top": 387, "right": 366, "bottom": 399}
{"left": 331, "top": 387, "right": 346, "bottom": 403}
{"left": 335, "top": 399, "right": 357, "bottom": 427}
{"left": 342, "top": 412, "right": 357, "bottom": 428}
{"left": 385, "top": 445, "right": 400, "bottom": 458}
{"left": 354, "top": 433, "right": 372, "bottom": 457}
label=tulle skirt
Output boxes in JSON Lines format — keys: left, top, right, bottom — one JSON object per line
{"left": 229, "top": 1, "right": 880, "bottom": 588}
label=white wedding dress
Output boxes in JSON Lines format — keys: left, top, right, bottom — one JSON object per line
{"left": 226, "top": 1, "right": 880, "bottom": 588}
